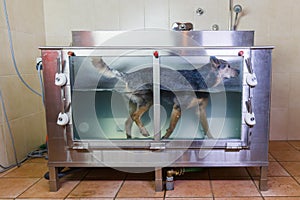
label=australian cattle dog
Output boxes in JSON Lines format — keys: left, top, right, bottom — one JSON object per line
{"left": 92, "top": 56, "right": 239, "bottom": 139}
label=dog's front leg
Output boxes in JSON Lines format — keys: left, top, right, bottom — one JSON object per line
{"left": 125, "top": 101, "right": 137, "bottom": 139}
{"left": 163, "top": 104, "right": 181, "bottom": 139}
{"left": 198, "top": 99, "right": 213, "bottom": 138}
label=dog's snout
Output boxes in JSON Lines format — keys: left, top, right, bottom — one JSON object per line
{"left": 235, "top": 69, "right": 240, "bottom": 75}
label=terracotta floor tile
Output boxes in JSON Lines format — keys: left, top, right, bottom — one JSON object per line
{"left": 289, "top": 141, "right": 300, "bottom": 150}
{"left": 269, "top": 153, "right": 276, "bottom": 161}
{"left": 16, "top": 198, "right": 64, "bottom": 200}
{"left": 0, "top": 177, "right": 38, "bottom": 198}
{"left": 269, "top": 141, "right": 296, "bottom": 152}
{"left": 165, "top": 180, "right": 212, "bottom": 198}
{"left": 0, "top": 166, "right": 17, "bottom": 177}
{"left": 68, "top": 180, "right": 122, "bottom": 198}
{"left": 115, "top": 198, "right": 163, "bottom": 200}
{"left": 247, "top": 162, "right": 290, "bottom": 177}
{"left": 260, "top": 177, "right": 300, "bottom": 197}
{"left": 281, "top": 162, "right": 300, "bottom": 176}
{"left": 19, "top": 178, "right": 79, "bottom": 199}
{"left": 295, "top": 176, "right": 300, "bottom": 184}
{"left": 215, "top": 198, "right": 263, "bottom": 200}
{"left": 3, "top": 162, "right": 48, "bottom": 178}
{"left": 166, "top": 198, "right": 213, "bottom": 200}
{"left": 65, "top": 198, "right": 113, "bottom": 200}
{"left": 211, "top": 180, "right": 260, "bottom": 197}
{"left": 270, "top": 151, "right": 300, "bottom": 161}
{"left": 264, "top": 197, "right": 300, "bottom": 200}
{"left": 116, "top": 180, "right": 164, "bottom": 198}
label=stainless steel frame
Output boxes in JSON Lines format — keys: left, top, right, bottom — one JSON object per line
{"left": 41, "top": 31, "right": 273, "bottom": 192}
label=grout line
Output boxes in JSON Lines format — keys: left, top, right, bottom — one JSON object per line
{"left": 207, "top": 168, "right": 215, "bottom": 199}
{"left": 63, "top": 168, "right": 88, "bottom": 199}
{"left": 245, "top": 167, "right": 264, "bottom": 198}
{"left": 113, "top": 172, "right": 127, "bottom": 199}
{"left": 15, "top": 176, "right": 42, "bottom": 199}
{"left": 288, "top": 141, "right": 300, "bottom": 151}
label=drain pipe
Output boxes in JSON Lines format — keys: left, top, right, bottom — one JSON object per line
{"left": 228, "top": 0, "right": 233, "bottom": 30}
{"left": 166, "top": 168, "right": 203, "bottom": 190}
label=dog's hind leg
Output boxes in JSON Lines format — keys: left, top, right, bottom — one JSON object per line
{"left": 197, "top": 98, "right": 213, "bottom": 138}
{"left": 162, "top": 104, "right": 181, "bottom": 139}
{"left": 131, "top": 102, "right": 152, "bottom": 137}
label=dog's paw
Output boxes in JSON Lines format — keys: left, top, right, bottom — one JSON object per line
{"left": 140, "top": 127, "right": 150, "bottom": 137}
{"left": 161, "top": 134, "right": 170, "bottom": 139}
{"left": 126, "top": 133, "right": 132, "bottom": 139}
{"left": 204, "top": 133, "right": 214, "bottom": 139}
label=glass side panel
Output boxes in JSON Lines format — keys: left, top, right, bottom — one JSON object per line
{"left": 159, "top": 55, "right": 243, "bottom": 140}
{"left": 70, "top": 56, "right": 154, "bottom": 140}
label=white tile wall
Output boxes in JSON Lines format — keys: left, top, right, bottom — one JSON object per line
{"left": 145, "top": 0, "right": 169, "bottom": 29}
{"left": 0, "top": 0, "right": 46, "bottom": 167}
{"left": 94, "top": 0, "right": 120, "bottom": 30}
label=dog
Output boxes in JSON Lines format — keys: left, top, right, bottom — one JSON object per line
{"left": 92, "top": 56, "right": 239, "bottom": 139}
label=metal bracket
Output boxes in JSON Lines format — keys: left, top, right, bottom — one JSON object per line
{"left": 150, "top": 142, "right": 166, "bottom": 150}
{"left": 226, "top": 142, "right": 242, "bottom": 151}
{"left": 72, "top": 142, "right": 89, "bottom": 150}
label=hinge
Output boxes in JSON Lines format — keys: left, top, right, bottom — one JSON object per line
{"left": 150, "top": 142, "right": 166, "bottom": 150}
{"left": 72, "top": 142, "right": 89, "bottom": 150}
{"left": 226, "top": 142, "right": 242, "bottom": 151}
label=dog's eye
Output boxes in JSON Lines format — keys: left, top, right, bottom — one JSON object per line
{"left": 227, "top": 65, "right": 231, "bottom": 68}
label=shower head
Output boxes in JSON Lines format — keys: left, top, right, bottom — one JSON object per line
{"left": 233, "top": 4, "right": 242, "bottom": 14}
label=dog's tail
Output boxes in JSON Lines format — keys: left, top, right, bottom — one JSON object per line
{"left": 91, "top": 57, "right": 125, "bottom": 80}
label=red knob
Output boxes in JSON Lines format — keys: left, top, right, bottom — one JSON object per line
{"left": 153, "top": 51, "right": 159, "bottom": 58}
{"left": 238, "top": 51, "right": 244, "bottom": 56}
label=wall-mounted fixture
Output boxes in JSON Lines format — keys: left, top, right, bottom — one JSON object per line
{"left": 212, "top": 24, "right": 219, "bottom": 31}
{"left": 196, "top": 8, "right": 204, "bottom": 16}
{"left": 232, "top": 4, "right": 243, "bottom": 30}
{"left": 171, "top": 22, "right": 193, "bottom": 31}
{"left": 229, "top": 0, "right": 244, "bottom": 30}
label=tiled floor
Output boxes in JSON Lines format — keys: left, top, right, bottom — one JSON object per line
{"left": 1, "top": 141, "right": 300, "bottom": 200}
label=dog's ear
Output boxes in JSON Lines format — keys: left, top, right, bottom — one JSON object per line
{"left": 91, "top": 57, "right": 108, "bottom": 73}
{"left": 210, "top": 56, "right": 220, "bottom": 68}
{"left": 91, "top": 57, "right": 104, "bottom": 66}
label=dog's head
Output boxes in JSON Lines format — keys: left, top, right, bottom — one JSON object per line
{"left": 208, "top": 56, "right": 240, "bottom": 87}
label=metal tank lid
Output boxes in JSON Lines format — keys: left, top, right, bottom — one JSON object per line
{"left": 71, "top": 30, "right": 255, "bottom": 47}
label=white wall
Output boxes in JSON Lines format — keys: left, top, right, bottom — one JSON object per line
{"left": 43, "top": 0, "right": 300, "bottom": 140}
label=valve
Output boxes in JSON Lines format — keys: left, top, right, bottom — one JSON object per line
{"left": 245, "top": 98, "right": 256, "bottom": 126}
{"left": 245, "top": 58, "right": 257, "bottom": 87}
{"left": 57, "top": 112, "right": 69, "bottom": 126}
{"left": 55, "top": 73, "right": 67, "bottom": 86}
{"left": 246, "top": 73, "right": 258, "bottom": 87}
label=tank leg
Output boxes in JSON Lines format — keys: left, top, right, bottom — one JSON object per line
{"left": 49, "top": 166, "right": 60, "bottom": 192}
{"left": 155, "top": 167, "right": 163, "bottom": 191}
{"left": 259, "top": 166, "right": 268, "bottom": 191}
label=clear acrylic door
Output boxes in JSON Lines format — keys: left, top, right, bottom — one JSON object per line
{"left": 159, "top": 55, "right": 243, "bottom": 140}
{"left": 70, "top": 55, "right": 154, "bottom": 140}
